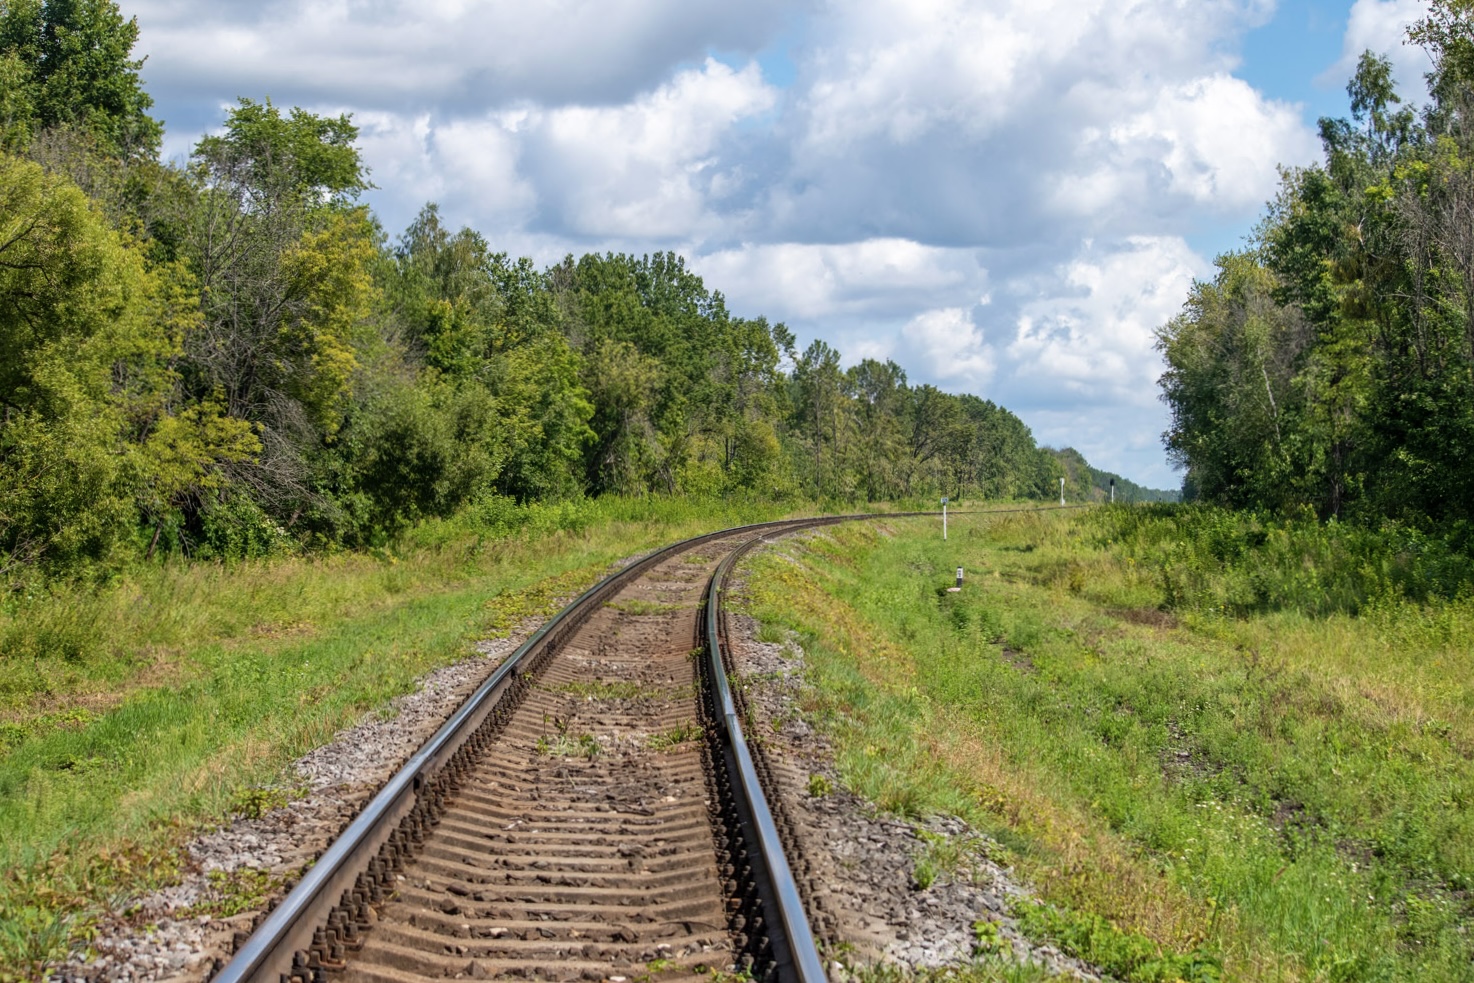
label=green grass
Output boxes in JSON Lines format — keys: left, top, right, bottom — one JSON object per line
{"left": 739, "top": 508, "right": 1474, "bottom": 983}
{"left": 0, "top": 494, "right": 810, "bottom": 979}
{"left": 645, "top": 720, "right": 702, "bottom": 750}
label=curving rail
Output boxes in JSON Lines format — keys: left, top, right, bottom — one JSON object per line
{"left": 211, "top": 505, "right": 1087, "bottom": 983}
{"left": 699, "top": 534, "right": 829, "bottom": 983}
{"left": 211, "top": 514, "right": 895, "bottom": 983}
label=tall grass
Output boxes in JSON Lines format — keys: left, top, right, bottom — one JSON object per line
{"left": 1084, "top": 504, "right": 1474, "bottom": 617}
{"left": 0, "top": 493, "right": 806, "bottom": 978}
{"left": 741, "top": 507, "right": 1474, "bottom": 982}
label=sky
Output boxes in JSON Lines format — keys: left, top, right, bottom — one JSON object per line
{"left": 122, "top": 0, "right": 1432, "bottom": 489}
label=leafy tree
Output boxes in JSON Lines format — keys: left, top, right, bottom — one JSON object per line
{"left": 791, "top": 340, "right": 851, "bottom": 497}
{"left": 0, "top": 0, "right": 160, "bottom": 155}
{"left": 0, "top": 156, "right": 252, "bottom": 578}
{"left": 178, "top": 100, "right": 378, "bottom": 523}
{"left": 1157, "top": 254, "right": 1309, "bottom": 510}
{"left": 846, "top": 359, "right": 907, "bottom": 499}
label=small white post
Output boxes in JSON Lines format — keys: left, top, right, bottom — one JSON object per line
{"left": 1059, "top": 477, "right": 1065, "bottom": 506}
{"left": 941, "top": 496, "right": 948, "bottom": 540}
{"left": 1110, "top": 478, "right": 1115, "bottom": 504}
{"left": 955, "top": 566, "right": 964, "bottom": 588}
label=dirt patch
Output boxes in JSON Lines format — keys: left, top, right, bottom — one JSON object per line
{"left": 998, "top": 643, "right": 1036, "bottom": 674}
{"left": 1112, "top": 607, "right": 1179, "bottom": 630}
{"left": 727, "top": 598, "right": 1101, "bottom": 981}
{"left": 1158, "top": 720, "right": 1224, "bottom": 787}
{"left": 245, "top": 619, "right": 315, "bottom": 641}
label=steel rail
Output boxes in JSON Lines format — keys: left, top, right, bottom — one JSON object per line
{"left": 211, "top": 511, "right": 920, "bottom": 983}
{"left": 212, "top": 504, "right": 1105, "bottom": 982}
{"left": 702, "top": 533, "right": 828, "bottom": 983}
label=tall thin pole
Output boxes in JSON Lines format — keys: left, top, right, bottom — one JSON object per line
{"left": 1059, "top": 477, "right": 1065, "bottom": 506}
{"left": 942, "top": 497, "right": 948, "bottom": 540}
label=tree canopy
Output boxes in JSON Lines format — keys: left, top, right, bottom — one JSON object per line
{"left": 1158, "top": 8, "right": 1474, "bottom": 529}
{"left": 0, "top": 0, "right": 1168, "bottom": 586}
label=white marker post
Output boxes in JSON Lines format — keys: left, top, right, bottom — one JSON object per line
{"left": 941, "top": 496, "right": 948, "bottom": 540}
{"left": 1110, "top": 478, "right": 1115, "bottom": 504}
{"left": 1059, "top": 477, "right": 1065, "bottom": 506}
{"left": 948, "top": 567, "right": 963, "bottom": 592}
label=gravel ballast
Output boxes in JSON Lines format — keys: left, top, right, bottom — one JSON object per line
{"left": 727, "top": 552, "right": 1103, "bottom": 981}
{"left": 54, "top": 629, "right": 540, "bottom": 983}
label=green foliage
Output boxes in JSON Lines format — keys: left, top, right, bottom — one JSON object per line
{"left": 0, "top": 0, "right": 160, "bottom": 156}
{"left": 644, "top": 720, "right": 701, "bottom": 750}
{"left": 743, "top": 514, "right": 1474, "bottom": 981}
{"left": 1159, "top": 26, "right": 1474, "bottom": 525}
{"left": 0, "top": 155, "right": 256, "bottom": 580}
{"left": 1011, "top": 901, "right": 1222, "bottom": 983}
{"left": 1087, "top": 504, "right": 1474, "bottom": 617}
{"left": 191, "top": 98, "right": 366, "bottom": 202}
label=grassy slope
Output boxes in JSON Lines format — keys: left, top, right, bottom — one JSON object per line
{"left": 0, "top": 496, "right": 804, "bottom": 977}
{"left": 740, "top": 510, "right": 1474, "bottom": 983}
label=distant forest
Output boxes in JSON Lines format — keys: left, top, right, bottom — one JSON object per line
{"left": 0, "top": 0, "right": 1172, "bottom": 583}
{"left": 1158, "top": 1, "right": 1474, "bottom": 530}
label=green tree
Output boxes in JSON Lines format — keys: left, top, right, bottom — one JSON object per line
{"left": 0, "top": 156, "right": 253, "bottom": 578}
{"left": 0, "top": 0, "right": 160, "bottom": 155}
{"left": 1157, "top": 254, "right": 1309, "bottom": 510}
{"left": 846, "top": 359, "right": 908, "bottom": 499}
{"left": 179, "top": 100, "right": 377, "bottom": 525}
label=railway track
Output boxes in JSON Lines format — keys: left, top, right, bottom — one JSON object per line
{"left": 213, "top": 515, "right": 891, "bottom": 983}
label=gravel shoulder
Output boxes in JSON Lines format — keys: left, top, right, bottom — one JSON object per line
{"left": 54, "top": 622, "right": 550, "bottom": 983}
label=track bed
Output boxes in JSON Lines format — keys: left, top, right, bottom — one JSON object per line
{"left": 339, "top": 543, "right": 739, "bottom": 982}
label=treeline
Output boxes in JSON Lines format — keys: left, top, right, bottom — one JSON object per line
{"left": 1050, "top": 449, "right": 1180, "bottom": 504}
{"left": 1158, "top": 1, "right": 1474, "bottom": 530}
{"left": 0, "top": 0, "right": 1144, "bottom": 585}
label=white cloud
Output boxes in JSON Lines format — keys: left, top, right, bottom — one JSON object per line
{"left": 1006, "top": 236, "right": 1208, "bottom": 406}
{"left": 349, "top": 59, "right": 775, "bottom": 239}
{"left": 1058, "top": 73, "right": 1318, "bottom": 216}
{"left": 694, "top": 239, "right": 987, "bottom": 321}
{"left": 901, "top": 307, "right": 996, "bottom": 385}
{"left": 524, "top": 59, "right": 776, "bottom": 238}
{"left": 766, "top": 0, "right": 1309, "bottom": 245}
{"left": 129, "top": 0, "right": 796, "bottom": 110}
{"left": 1324, "top": 0, "right": 1431, "bottom": 99}
{"left": 798, "top": 0, "right": 1270, "bottom": 149}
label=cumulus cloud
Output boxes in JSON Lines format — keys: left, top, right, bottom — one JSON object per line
{"left": 351, "top": 59, "right": 775, "bottom": 239}
{"left": 901, "top": 308, "right": 996, "bottom": 385}
{"left": 958, "top": 236, "right": 1210, "bottom": 483}
{"left": 764, "top": 0, "right": 1305, "bottom": 245}
{"left": 129, "top": 0, "right": 798, "bottom": 111}
{"left": 523, "top": 59, "right": 776, "bottom": 238}
{"left": 1059, "top": 74, "right": 1319, "bottom": 216}
{"left": 1004, "top": 236, "right": 1208, "bottom": 408}
{"left": 694, "top": 239, "right": 987, "bottom": 321}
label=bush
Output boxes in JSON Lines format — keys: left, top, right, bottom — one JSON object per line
{"left": 1083, "top": 504, "right": 1474, "bottom": 617}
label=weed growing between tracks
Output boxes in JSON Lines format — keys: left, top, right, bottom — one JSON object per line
{"left": 740, "top": 509, "right": 1474, "bottom": 982}
{"left": 0, "top": 494, "right": 811, "bottom": 977}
